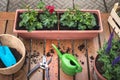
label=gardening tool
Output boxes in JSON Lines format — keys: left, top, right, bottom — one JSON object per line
{"left": 0, "top": 41, "right": 16, "bottom": 67}
{"left": 27, "top": 55, "right": 52, "bottom": 80}
{"left": 52, "top": 44, "right": 82, "bottom": 76}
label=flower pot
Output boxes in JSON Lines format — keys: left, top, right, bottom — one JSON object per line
{"left": 94, "top": 55, "right": 106, "bottom": 80}
{"left": 13, "top": 9, "right": 103, "bottom": 39}
{"left": 108, "top": 2, "right": 120, "bottom": 38}
{"left": 0, "top": 34, "right": 26, "bottom": 75}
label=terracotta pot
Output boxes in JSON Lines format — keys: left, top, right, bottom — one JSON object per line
{"left": 13, "top": 9, "right": 103, "bottom": 39}
{"left": 94, "top": 55, "right": 106, "bottom": 80}
{"left": 0, "top": 34, "right": 26, "bottom": 75}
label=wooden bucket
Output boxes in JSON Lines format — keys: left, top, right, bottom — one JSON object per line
{"left": 0, "top": 34, "right": 26, "bottom": 75}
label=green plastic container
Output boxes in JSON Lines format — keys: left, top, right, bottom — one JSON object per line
{"left": 52, "top": 44, "right": 82, "bottom": 76}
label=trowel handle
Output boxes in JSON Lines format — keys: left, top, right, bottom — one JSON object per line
{"left": 67, "top": 55, "right": 82, "bottom": 72}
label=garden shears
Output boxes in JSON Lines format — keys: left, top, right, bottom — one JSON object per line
{"left": 27, "top": 55, "right": 52, "bottom": 80}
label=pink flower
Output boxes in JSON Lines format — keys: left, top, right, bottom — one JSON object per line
{"left": 46, "top": 5, "right": 55, "bottom": 14}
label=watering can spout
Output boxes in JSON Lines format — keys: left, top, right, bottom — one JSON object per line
{"left": 52, "top": 44, "right": 62, "bottom": 59}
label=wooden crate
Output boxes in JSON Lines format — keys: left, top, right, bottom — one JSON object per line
{"left": 108, "top": 2, "right": 120, "bottom": 38}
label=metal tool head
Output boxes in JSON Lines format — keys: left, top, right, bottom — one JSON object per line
{"left": 40, "top": 55, "right": 52, "bottom": 69}
{"left": 40, "top": 55, "right": 47, "bottom": 69}
{"left": 27, "top": 55, "right": 52, "bottom": 78}
{"left": 45, "top": 56, "right": 52, "bottom": 80}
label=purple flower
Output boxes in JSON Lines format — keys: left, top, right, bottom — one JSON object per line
{"left": 112, "top": 56, "right": 120, "bottom": 66}
{"left": 105, "top": 32, "right": 114, "bottom": 53}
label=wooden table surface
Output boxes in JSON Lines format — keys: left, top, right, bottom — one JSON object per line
{"left": 0, "top": 12, "right": 117, "bottom": 80}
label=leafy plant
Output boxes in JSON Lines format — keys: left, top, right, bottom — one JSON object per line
{"left": 60, "top": 9, "right": 97, "bottom": 30}
{"left": 19, "top": 7, "right": 42, "bottom": 32}
{"left": 60, "top": 9, "right": 78, "bottom": 28}
{"left": 19, "top": 1, "right": 57, "bottom": 31}
{"left": 37, "top": 1, "right": 57, "bottom": 29}
{"left": 39, "top": 5, "right": 57, "bottom": 28}
{"left": 97, "top": 32, "right": 120, "bottom": 80}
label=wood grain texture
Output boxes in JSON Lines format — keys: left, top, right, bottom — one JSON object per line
{"left": 59, "top": 40, "right": 73, "bottom": 80}
{"left": 0, "top": 12, "right": 15, "bottom": 20}
{"left": 99, "top": 13, "right": 110, "bottom": 46}
{"left": 0, "top": 74, "right": 12, "bottom": 80}
{"left": 29, "top": 39, "right": 44, "bottom": 80}
{"left": 6, "top": 20, "right": 17, "bottom": 36}
{"left": 23, "top": 39, "right": 31, "bottom": 80}
{"left": 73, "top": 40, "right": 88, "bottom": 80}
{"left": 0, "top": 12, "right": 115, "bottom": 80}
{"left": 0, "top": 21, "right": 6, "bottom": 34}
{"left": 87, "top": 37, "right": 99, "bottom": 80}
{"left": 0, "top": 14, "right": 12, "bottom": 80}
{"left": 45, "top": 40, "right": 58, "bottom": 80}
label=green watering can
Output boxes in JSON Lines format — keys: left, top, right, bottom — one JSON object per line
{"left": 52, "top": 44, "right": 82, "bottom": 76}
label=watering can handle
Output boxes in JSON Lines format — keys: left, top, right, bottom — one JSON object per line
{"left": 67, "top": 56, "right": 82, "bottom": 72}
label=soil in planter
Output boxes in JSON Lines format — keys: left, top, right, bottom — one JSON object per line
{"left": 95, "top": 55, "right": 104, "bottom": 77}
{"left": 59, "top": 13, "right": 100, "bottom": 30}
{"left": 16, "top": 12, "right": 58, "bottom": 30}
{"left": 0, "top": 47, "right": 22, "bottom": 68}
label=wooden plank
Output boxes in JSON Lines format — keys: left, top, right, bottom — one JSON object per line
{"left": 108, "top": 16, "right": 120, "bottom": 37}
{"left": 109, "top": 2, "right": 120, "bottom": 38}
{"left": 6, "top": 20, "right": 17, "bottom": 36}
{"left": 45, "top": 40, "right": 58, "bottom": 80}
{"left": 13, "top": 65, "right": 28, "bottom": 80}
{"left": 0, "top": 12, "right": 15, "bottom": 20}
{"left": 73, "top": 40, "right": 88, "bottom": 80}
{"left": 59, "top": 40, "right": 73, "bottom": 80}
{"left": 99, "top": 13, "right": 111, "bottom": 46}
{"left": 0, "top": 75, "right": 12, "bottom": 80}
{"left": 87, "top": 37, "right": 99, "bottom": 80}
{"left": 0, "top": 15, "right": 12, "bottom": 80}
{"left": 110, "top": 5, "right": 120, "bottom": 27}
{"left": 0, "top": 20, "right": 6, "bottom": 34}
{"left": 29, "top": 39, "right": 44, "bottom": 80}
{"left": 22, "top": 38, "right": 31, "bottom": 74}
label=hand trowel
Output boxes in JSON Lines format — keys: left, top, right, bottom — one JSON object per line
{"left": 0, "top": 41, "right": 16, "bottom": 67}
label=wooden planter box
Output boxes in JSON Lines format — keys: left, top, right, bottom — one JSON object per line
{"left": 108, "top": 2, "right": 120, "bottom": 38}
{"left": 13, "top": 9, "right": 103, "bottom": 39}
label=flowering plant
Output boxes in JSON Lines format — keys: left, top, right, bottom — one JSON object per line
{"left": 19, "top": 6, "right": 42, "bottom": 32}
{"left": 96, "top": 32, "right": 120, "bottom": 80}
{"left": 19, "top": 1, "right": 57, "bottom": 31}
{"left": 38, "top": 1, "right": 57, "bottom": 29}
